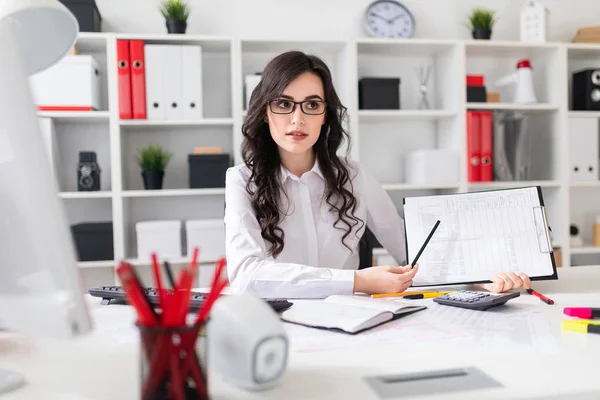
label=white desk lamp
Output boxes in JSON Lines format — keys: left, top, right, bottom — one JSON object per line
{"left": 0, "top": 0, "right": 78, "bottom": 74}
{"left": 0, "top": 0, "right": 90, "bottom": 395}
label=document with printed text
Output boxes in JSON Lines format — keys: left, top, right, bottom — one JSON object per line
{"left": 402, "top": 186, "right": 557, "bottom": 286}
{"left": 283, "top": 299, "right": 558, "bottom": 355}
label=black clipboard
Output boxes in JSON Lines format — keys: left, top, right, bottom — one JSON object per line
{"left": 401, "top": 186, "right": 558, "bottom": 288}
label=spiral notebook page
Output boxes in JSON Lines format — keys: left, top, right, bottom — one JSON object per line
{"left": 403, "top": 187, "right": 556, "bottom": 286}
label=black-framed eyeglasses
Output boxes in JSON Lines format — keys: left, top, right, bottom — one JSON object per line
{"left": 268, "top": 99, "right": 327, "bottom": 115}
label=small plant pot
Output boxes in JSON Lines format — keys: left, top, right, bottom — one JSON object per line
{"left": 142, "top": 171, "right": 164, "bottom": 190}
{"left": 472, "top": 28, "right": 492, "bottom": 40}
{"left": 166, "top": 20, "right": 187, "bottom": 34}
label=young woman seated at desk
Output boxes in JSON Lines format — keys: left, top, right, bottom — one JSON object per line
{"left": 224, "top": 51, "right": 532, "bottom": 299}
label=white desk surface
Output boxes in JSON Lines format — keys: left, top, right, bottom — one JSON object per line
{"left": 1, "top": 267, "right": 600, "bottom": 400}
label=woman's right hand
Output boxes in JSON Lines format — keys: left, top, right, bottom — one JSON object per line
{"left": 353, "top": 264, "right": 419, "bottom": 294}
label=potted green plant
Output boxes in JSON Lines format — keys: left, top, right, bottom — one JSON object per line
{"left": 136, "top": 144, "right": 172, "bottom": 190}
{"left": 466, "top": 8, "right": 496, "bottom": 40}
{"left": 159, "top": 0, "right": 191, "bottom": 34}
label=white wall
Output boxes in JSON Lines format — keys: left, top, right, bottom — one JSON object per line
{"left": 97, "top": 0, "right": 597, "bottom": 42}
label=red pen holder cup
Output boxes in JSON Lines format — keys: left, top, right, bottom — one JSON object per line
{"left": 138, "top": 322, "right": 208, "bottom": 400}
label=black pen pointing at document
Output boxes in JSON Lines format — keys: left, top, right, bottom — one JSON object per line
{"left": 410, "top": 220, "right": 441, "bottom": 269}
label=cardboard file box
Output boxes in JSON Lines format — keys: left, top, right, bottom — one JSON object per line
{"left": 30, "top": 55, "right": 101, "bottom": 111}
{"left": 71, "top": 222, "right": 114, "bottom": 261}
{"left": 359, "top": 78, "right": 400, "bottom": 109}
{"left": 404, "top": 149, "right": 459, "bottom": 185}
{"left": 136, "top": 220, "right": 182, "bottom": 260}
{"left": 185, "top": 219, "right": 226, "bottom": 262}
{"left": 188, "top": 154, "right": 231, "bottom": 188}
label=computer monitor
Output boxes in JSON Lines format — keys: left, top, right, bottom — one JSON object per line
{"left": 0, "top": 0, "right": 91, "bottom": 394}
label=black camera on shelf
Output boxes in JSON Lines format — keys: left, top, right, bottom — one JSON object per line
{"left": 77, "top": 151, "right": 101, "bottom": 191}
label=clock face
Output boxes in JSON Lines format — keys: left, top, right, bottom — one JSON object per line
{"left": 365, "top": 0, "right": 415, "bottom": 38}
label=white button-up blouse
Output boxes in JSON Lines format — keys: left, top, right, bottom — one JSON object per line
{"left": 224, "top": 160, "right": 407, "bottom": 299}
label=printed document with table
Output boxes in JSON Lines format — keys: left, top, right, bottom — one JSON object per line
{"left": 403, "top": 186, "right": 558, "bottom": 287}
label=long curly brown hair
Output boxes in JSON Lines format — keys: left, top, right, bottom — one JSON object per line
{"left": 241, "top": 51, "right": 363, "bottom": 258}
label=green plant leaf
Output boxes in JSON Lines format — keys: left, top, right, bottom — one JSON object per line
{"left": 466, "top": 8, "right": 497, "bottom": 30}
{"left": 158, "top": 0, "right": 191, "bottom": 21}
{"left": 136, "top": 144, "right": 173, "bottom": 172}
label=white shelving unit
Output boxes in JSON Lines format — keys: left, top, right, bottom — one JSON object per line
{"left": 570, "top": 246, "right": 600, "bottom": 255}
{"left": 59, "top": 191, "right": 113, "bottom": 199}
{"left": 37, "top": 111, "right": 111, "bottom": 121}
{"left": 466, "top": 102, "right": 559, "bottom": 111}
{"left": 119, "top": 119, "right": 234, "bottom": 127}
{"left": 46, "top": 33, "right": 600, "bottom": 288}
{"left": 121, "top": 188, "right": 226, "bottom": 198}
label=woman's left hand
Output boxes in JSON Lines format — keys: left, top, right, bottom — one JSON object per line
{"left": 480, "top": 272, "right": 532, "bottom": 293}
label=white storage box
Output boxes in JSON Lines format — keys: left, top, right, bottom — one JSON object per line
{"left": 136, "top": 220, "right": 182, "bottom": 260}
{"left": 245, "top": 74, "right": 262, "bottom": 110}
{"left": 186, "top": 219, "right": 225, "bottom": 262}
{"left": 29, "top": 55, "right": 101, "bottom": 111}
{"left": 568, "top": 117, "right": 599, "bottom": 181}
{"left": 404, "top": 149, "right": 459, "bottom": 185}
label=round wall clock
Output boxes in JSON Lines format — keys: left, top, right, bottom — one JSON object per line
{"left": 364, "top": 0, "right": 416, "bottom": 38}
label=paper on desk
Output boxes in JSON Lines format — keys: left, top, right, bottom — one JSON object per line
{"left": 420, "top": 302, "right": 558, "bottom": 353}
{"left": 284, "top": 300, "right": 558, "bottom": 355}
{"left": 88, "top": 305, "right": 140, "bottom": 345}
{"left": 88, "top": 304, "right": 205, "bottom": 345}
{"left": 283, "top": 315, "right": 465, "bottom": 353}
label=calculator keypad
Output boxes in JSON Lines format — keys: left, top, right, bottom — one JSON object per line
{"left": 443, "top": 290, "right": 491, "bottom": 303}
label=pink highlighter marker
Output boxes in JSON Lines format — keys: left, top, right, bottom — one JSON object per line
{"left": 563, "top": 307, "right": 600, "bottom": 319}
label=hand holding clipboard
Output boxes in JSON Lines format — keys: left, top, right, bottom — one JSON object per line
{"left": 402, "top": 187, "right": 558, "bottom": 287}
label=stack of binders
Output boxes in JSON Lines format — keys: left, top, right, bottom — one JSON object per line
{"left": 116, "top": 40, "right": 204, "bottom": 120}
{"left": 466, "top": 111, "right": 493, "bottom": 183}
{"left": 466, "top": 75, "right": 487, "bottom": 103}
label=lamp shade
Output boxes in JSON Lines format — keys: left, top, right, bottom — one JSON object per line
{"left": 0, "top": 0, "right": 78, "bottom": 75}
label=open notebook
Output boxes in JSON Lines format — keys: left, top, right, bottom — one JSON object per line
{"left": 279, "top": 295, "right": 426, "bottom": 334}
{"left": 403, "top": 186, "right": 558, "bottom": 287}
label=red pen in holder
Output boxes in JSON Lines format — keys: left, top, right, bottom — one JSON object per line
{"left": 117, "top": 251, "right": 226, "bottom": 400}
{"left": 138, "top": 322, "right": 208, "bottom": 400}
